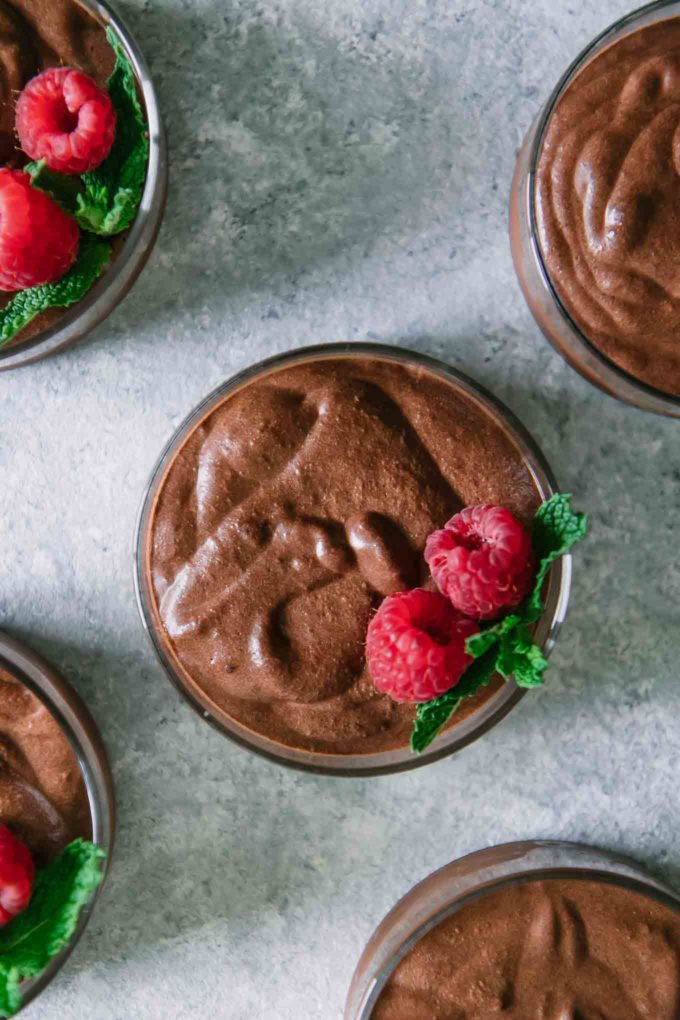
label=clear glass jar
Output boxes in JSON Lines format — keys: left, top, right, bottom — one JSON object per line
{"left": 0, "top": 0, "right": 168, "bottom": 371}
{"left": 135, "top": 343, "right": 571, "bottom": 776}
{"left": 510, "top": 1, "right": 680, "bottom": 418}
{"left": 345, "top": 840, "right": 680, "bottom": 1018}
{"left": 0, "top": 631, "right": 115, "bottom": 1012}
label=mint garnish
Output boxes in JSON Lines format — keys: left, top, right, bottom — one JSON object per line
{"left": 411, "top": 646, "right": 498, "bottom": 754}
{"left": 76, "top": 27, "right": 149, "bottom": 235}
{"left": 28, "top": 27, "right": 149, "bottom": 237}
{"left": 526, "top": 492, "right": 588, "bottom": 621}
{"left": 0, "top": 236, "right": 112, "bottom": 349}
{"left": 0, "top": 839, "right": 106, "bottom": 1017}
{"left": 23, "top": 163, "right": 83, "bottom": 216}
{"left": 410, "top": 493, "right": 587, "bottom": 753}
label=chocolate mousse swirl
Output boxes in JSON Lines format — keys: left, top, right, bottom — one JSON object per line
{"left": 536, "top": 19, "right": 680, "bottom": 395}
{"left": 0, "top": 666, "right": 90, "bottom": 865}
{"left": 148, "top": 357, "right": 541, "bottom": 756}
{"left": 374, "top": 879, "right": 680, "bottom": 1019}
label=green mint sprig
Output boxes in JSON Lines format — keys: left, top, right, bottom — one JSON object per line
{"left": 411, "top": 646, "right": 498, "bottom": 754}
{"left": 0, "top": 236, "right": 112, "bottom": 349}
{"left": 77, "top": 27, "right": 149, "bottom": 235}
{"left": 411, "top": 493, "right": 587, "bottom": 754}
{"left": 27, "top": 27, "right": 149, "bottom": 236}
{"left": 0, "top": 839, "right": 106, "bottom": 1017}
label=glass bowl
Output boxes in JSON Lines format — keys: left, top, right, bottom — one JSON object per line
{"left": 509, "top": 0, "right": 680, "bottom": 418}
{"left": 345, "top": 839, "right": 680, "bottom": 1018}
{"left": 0, "top": 0, "right": 168, "bottom": 371}
{"left": 0, "top": 631, "right": 115, "bottom": 1013}
{"left": 134, "top": 342, "right": 571, "bottom": 776}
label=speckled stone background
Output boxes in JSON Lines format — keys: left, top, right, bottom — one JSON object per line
{"left": 1, "top": 0, "right": 678, "bottom": 1016}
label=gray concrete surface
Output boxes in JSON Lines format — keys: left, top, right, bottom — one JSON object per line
{"left": 1, "top": 0, "right": 678, "bottom": 1016}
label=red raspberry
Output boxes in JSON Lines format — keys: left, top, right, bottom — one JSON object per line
{"left": 0, "top": 826, "right": 35, "bottom": 927}
{"left": 425, "top": 505, "right": 535, "bottom": 620}
{"left": 0, "top": 169, "right": 80, "bottom": 291}
{"left": 366, "top": 589, "right": 479, "bottom": 703}
{"left": 16, "top": 68, "right": 116, "bottom": 175}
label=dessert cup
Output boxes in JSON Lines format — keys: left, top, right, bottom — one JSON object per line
{"left": 135, "top": 343, "right": 571, "bottom": 776}
{"left": 510, "top": 0, "right": 680, "bottom": 418}
{"left": 0, "top": 0, "right": 167, "bottom": 371}
{"left": 0, "top": 631, "right": 115, "bottom": 1013}
{"left": 345, "top": 840, "right": 680, "bottom": 1019}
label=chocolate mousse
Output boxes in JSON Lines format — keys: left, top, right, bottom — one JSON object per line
{"left": 373, "top": 878, "right": 680, "bottom": 1018}
{"left": 536, "top": 18, "right": 680, "bottom": 396}
{"left": 0, "top": 664, "right": 90, "bottom": 866}
{"left": 145, "top": 354, "right": 544, "bottom": 757}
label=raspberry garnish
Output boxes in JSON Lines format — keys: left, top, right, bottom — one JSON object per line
{"left": 16, "top": 68, "right": 116, "bottom": 175}
{"left": 0, "top": 169, "right": 80, "bottom": 291}
{"left": 366, "top": 589, "right": 479, "bottom": 703}
{"left": 425, "top": 504, "right": 535, "bottom": 620}
{"left": 0, "top": 826, "right": 35, "bottom": 927}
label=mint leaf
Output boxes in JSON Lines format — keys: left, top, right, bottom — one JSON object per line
{"left": 0, "top": 236, "right": 111, "bottom": 349}
{"left": 0, "top": 840, "right": 105, "bottom": 1017}
{"left": 525, "top": 493, "right": 587, "bottom": 622}
{"left": 409, "top": 493, "right": 588, "bottom": 754}
{"left": 0, "top": 968, "right": 16, "bottom": 1018}
{"left": 455, "top": 645, "right": 500, "bottom": 698}
{"left": 75, "top": 27, "right": 149, "bottom": 236}
{"left": 410, "top": 646, "right": 498, "bottom": 753}
{"left": 465, "top": 628, "right": 500, "bottom": 660}
{"left": 466, "top": 613, "right": 522, "bottom": 660}
{"left": 496, "top": 622, "right": 548, "bottom": 688}
{"left": 24, "top": 161, "right": 83, "bottom": 216}
{"left": 411, "top": 690, "right": 461, "bottom": 754}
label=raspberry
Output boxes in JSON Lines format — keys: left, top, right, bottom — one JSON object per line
{"left": 366, "top": 589, "right": 479, "bottom": 703}
{"left": 425, "top": 505, "right": 535, "bottom": 620}
{"left": 16, "top": 68, "right": 116, "bottom": 175}
{"left": 0, "top": 826, "right": 35, "bottom": 927}
{"left": 0, "top": 169, "right": 80, "bottom": 291}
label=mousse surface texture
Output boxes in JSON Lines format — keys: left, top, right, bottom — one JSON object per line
{"left": 147, "top": 355, "right": 541, "bottom": 756}
{"left": 536, "top": 18, "right": 680, "bottom": 396}
{"left": 0, "top": 664, "right": 90, "bottom": 866}
{"left": 374, "top": 877, "right": 680, "bottom": 1019}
